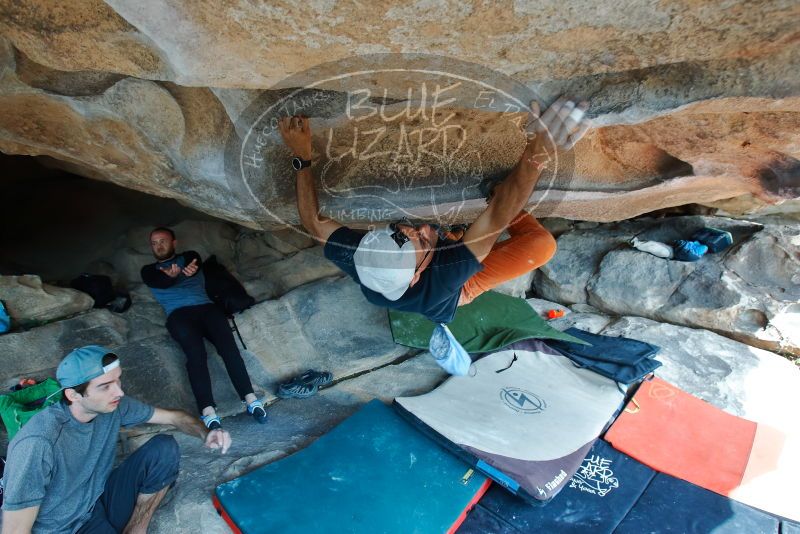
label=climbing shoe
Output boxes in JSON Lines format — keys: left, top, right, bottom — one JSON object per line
{"left": 201, "top": 414, "right": 222, "bottom": 431}
{"left": 246, "top": 399, "right": 268, "bottom": 424}
{"left": 297, "top": 369, "right": 333, "bottom": 389}
{"left": 277, "top": 377, "right": 318, "bottom": 399}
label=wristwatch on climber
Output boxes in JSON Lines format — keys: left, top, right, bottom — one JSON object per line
{"left": 291, "top": 156, "right": 312, "bottom": 171}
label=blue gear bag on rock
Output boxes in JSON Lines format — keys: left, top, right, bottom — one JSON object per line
{"left": 0, "top": 302, "right": 10, "bottom": 334}
{"left": 429, "top": 323, "right": 471, "bottom": 376}
{"left": 673, "top": 240, "right": 708, "bottom": 262}
{"left": 692, "top": 227, "right": 733, "bottom": 253}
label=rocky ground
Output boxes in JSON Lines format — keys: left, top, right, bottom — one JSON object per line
{"left": 1, "top": 212, "right": 798, "bottom": 531}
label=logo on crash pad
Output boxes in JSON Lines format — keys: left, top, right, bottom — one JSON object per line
{"left": 570, "top": 454, "right": 619, "bottom": 497}
{"left": 500, "top": 388, "right": 546, "bottom": 414}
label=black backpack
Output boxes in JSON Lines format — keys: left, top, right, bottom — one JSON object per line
{"left": 71, "top": 274, "right": 115, "bottom": 307}
{"left": 203, "top": 256, "right": 255, "bottom": 316}
{"left": 70, "top": 274, "right": 130, "bottom": 312}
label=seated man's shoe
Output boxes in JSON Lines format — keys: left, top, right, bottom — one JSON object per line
{"left": 201, "top": 414, "right": 222, "bottom": 431}
{"left": 246, "top": 399, "right": 268, "bottom": 424}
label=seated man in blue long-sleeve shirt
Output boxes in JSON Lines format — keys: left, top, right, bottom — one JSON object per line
{"left": 140, "top": 227, "right": 267, "bottom": 429}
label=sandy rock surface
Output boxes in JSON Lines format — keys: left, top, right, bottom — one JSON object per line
{"left": 0, "top": 2, "right": 797, "bottom": 227}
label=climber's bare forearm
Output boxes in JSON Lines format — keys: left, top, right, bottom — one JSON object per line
{"left": 279, "top": 115, "right": 342, "bottom": 243}
{"left": 489, "top": 138, "right": 546, "bottom": 226}
{"left": 463, "top": 137, "right": 546, "bottom": 261}
{"left": 296, "top": 168, "right": 341, "bottom": 244}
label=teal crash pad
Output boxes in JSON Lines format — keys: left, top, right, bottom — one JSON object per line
{"left": 213, "top": 400, "right": 489, "bottom": 534}
{"left": 389, "top": 290, "right": 587, "bottom": 353}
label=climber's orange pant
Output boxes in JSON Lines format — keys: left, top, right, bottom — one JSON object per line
{"left": 459, "top": 211, "right": 557, "bottom": 305}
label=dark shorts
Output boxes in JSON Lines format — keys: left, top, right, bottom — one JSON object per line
{"left": 78, "top": 434, "right": 180, "bottom": 533}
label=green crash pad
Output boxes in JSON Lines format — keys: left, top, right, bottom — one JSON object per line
{"left": 388, "top": 291, "right": 586, "bottom": 353}
{"left": 213, "top": 400, "right": 489, "bottom": 534}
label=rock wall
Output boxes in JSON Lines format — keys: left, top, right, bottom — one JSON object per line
{"left": 534, "top": 215, "right": 800, "bottom": 356}
{"left": 0, "top": 1, "right": 798, "bottom": 227}
{"left": 0, "top": 274, "right": 93, "bottom": 327}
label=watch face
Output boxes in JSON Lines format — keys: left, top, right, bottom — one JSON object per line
{"left": 292, "top": 157, "right": 301, "bottom": 170}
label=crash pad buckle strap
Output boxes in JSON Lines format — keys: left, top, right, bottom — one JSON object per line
{"left": 625, "top": 397, "right": 641, "bottom": 414}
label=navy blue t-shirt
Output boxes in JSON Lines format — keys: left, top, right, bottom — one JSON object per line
{"left": 140, "top": 251, "right": 212, "bottom": 317}
{"left": 324, "top": 227, "right": 483, "bottom": 324}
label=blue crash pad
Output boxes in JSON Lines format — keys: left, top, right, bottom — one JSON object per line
{"left": 458, "top": 440, "right": 656, "bottom": 534}
{"left": 783, "top": 520, "right": 800, "bottom": 534}
{"left": 214, "top": 400, "right": 489, "bottom": 534}
{"left": 615, "top": 473, "right": 780, "bottom": 534}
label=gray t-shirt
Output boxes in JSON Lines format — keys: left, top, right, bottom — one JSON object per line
{"left": 2, "top": 396, "right": 154, "bottom": 533}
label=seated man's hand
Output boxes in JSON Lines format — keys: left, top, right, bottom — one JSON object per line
{"left": 181, "top": 259, "right": 199, "bottom": 277}
{"left": 205, "top": 428, "right": 232, "bottom": 454}
{"left": 159, "top": 264, "right": 181, "bottom": 278}
{"left": 279, "top": 116, "right": 312, "bottom": 160}
{"left": 527, "top": 96, "right": 590, "bottom": 151}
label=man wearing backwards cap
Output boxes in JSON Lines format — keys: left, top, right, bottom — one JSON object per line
{"left": 278, "top": 97, "right": 589, "bottom": 325}
{"left": 1, "top": 345, "right": 231, "bottom": 534}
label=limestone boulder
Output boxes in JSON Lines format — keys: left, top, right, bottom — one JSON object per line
{"left": 4, "top": 0, "right": 796, "bottom": 88}
{"left": 254, "top": 227, "right": 317, "bottom": 256}
{"left": 239, "top": 247, "right": 342, "bottom": 301}
{"left": 587, "top": 249, "right": 694, "bottom": 315}
{"left": 235, "top": 277, "right": 411, "bottom": 385}
{"left": 234, "top": 233, "right": 286, "bottom": 270}
{"left": 107, "top": 248, "right": 159, "bottom": 289}
{"left": 0, "top": 275, "right": 94, "bottom": 327}
{"left": 534, "top": 216, "right": 800, "bottom": 355}
{"left": 704, "top": 195, "right": 800, "bottom": 220}
{"left": 0, "top": 2, "right": 797, "bottom": 228}
{"left": 0, "top": 309, "right": 127, "bottom": 388}
{"left": 120, "top": 294, "right": 166, "bottom": 342}
{"left": 534, "top": 224, "right": 631, "bottom": 304}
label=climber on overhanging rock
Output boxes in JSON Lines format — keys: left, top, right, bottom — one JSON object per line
{"left": 278, "top": 96, "right": 589, "bottom": 325}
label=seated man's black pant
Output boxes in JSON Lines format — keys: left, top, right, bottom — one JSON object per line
{"left": 166, "top": 303, "right": 255, "bottom": 411}
{"left": 78, "top": 434, "right": 180, "bottom": 533}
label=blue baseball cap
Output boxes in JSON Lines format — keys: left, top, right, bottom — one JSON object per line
{"left": 57, "top": 345, "right": 120, "bottom": 388}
